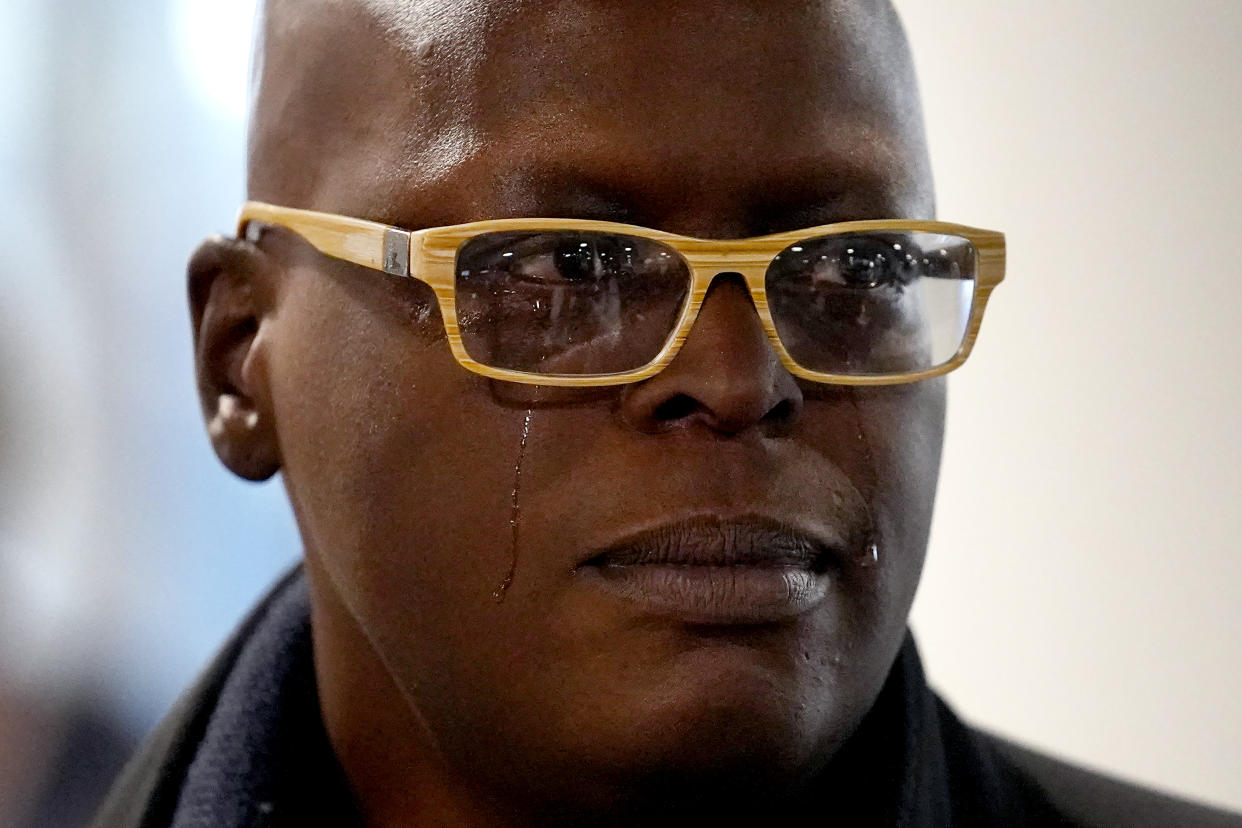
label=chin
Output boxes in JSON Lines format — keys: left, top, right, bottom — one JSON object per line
{"left": 535, "top": 658, "right": 851, "bottom": 823}
{"left": 537, "top": 731, "right": 833, "bottom": 828}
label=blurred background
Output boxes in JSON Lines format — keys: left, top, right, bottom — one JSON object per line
{"left": 0, "top": 0, "right": 1238, "bottom": 824}
{"left": 1, "top": 0, "right": 298, "bottom": 824}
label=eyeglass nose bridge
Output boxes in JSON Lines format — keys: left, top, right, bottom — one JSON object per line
{"left": 679, "top": 246, "right": 779, "bottom": 327}
{"left": 671, "top": 262, "right": 803, "bottom": 374}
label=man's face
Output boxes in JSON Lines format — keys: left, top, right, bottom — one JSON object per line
{"left": 223, "top": 0, "right": 940, "bottom": 817}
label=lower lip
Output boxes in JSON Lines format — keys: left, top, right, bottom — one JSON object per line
{"left": 581, "top": 564, "right": 830, "bottom": 625}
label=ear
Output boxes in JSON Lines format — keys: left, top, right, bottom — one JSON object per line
{"left": 188, "top": 233, "right": 281, "bottom": 481}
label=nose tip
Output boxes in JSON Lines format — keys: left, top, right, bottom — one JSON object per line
{"left": 618, "top": 273, "right": 803, "bottom": 435}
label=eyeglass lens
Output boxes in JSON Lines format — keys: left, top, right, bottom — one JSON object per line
{"left": 765, "top": 232, "right": 976, "bottom": 375}
{"left": 454, "top": 229, "right": 976, "bottom": 378}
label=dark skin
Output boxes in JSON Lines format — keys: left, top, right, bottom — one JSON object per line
{"left": 191, "top": 0, "right": 942, "bottom": 824}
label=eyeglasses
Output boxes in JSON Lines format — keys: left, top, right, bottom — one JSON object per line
{"left": 237, "top": 202, "right": 1005, "bottom": 387}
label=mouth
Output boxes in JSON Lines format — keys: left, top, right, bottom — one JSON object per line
{"left": 576, "top": 515, "right": 846, "bottom": 625}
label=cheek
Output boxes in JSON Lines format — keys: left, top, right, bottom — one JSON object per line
{"left": 853, "top": 379, "right": 945, "bottom": 618}
{"left": 264, "top": 273, "right": 528, "bottom": 652}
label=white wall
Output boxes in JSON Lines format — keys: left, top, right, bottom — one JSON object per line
{"left": 895, "top": 0, "right": 1242, "bottom": 812}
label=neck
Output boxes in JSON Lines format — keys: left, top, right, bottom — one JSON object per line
{"left": 308, "top": 555, "right": 514, "bottom": 828}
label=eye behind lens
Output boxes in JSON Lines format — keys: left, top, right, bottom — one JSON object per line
{"left": 765, "top": 230, "right": 977, "bottom": 376}
{"left": 454, "top": 230, "right": 692, "bottom": 375}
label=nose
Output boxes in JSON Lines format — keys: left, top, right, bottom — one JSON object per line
{"left": 618, "top": 273, "right": 803, "bottom": 435}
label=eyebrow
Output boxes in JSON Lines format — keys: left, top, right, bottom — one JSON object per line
{"left": 746, "top": 155, "right": 924, "bottom": 232}
{"left": 492, "top": 164, "right": 640, "bottom": 224}
{"left": 750, "top": 187, "right": 914, "bottom": 234}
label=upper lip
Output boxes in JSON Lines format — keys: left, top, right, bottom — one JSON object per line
{"left": 579, "top": 514, "right": 843, "bottom": 571}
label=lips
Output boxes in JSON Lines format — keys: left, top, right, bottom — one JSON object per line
{"left": 583, "top": 516, "right": 834, "bottom": 569}
{"left": 577, "top": 515, "right": 846, "bottom": 625}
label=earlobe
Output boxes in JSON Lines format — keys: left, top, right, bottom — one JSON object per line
{"left": 189, "top": 234, "right": 281, "bottom": 482}
{"left": 206, "top": 392, "right": 279, "bottom": 481}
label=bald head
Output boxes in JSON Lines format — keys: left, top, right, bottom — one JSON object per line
{"left": 247, "top": 0, "right": 931, "bottom": 232}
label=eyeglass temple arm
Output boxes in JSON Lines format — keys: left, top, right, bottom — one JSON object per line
{"left": 236, "top": 201, "right": 413, "bottom": 278}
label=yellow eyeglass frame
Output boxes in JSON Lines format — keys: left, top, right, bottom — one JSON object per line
{"left": 237, "top": 201, "right": 1005, "bottom": 387}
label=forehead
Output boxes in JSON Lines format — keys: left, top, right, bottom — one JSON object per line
{"left": 252, "top": 0, "right": 931, "bottom": 232}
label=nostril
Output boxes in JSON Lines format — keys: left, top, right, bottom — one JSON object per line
{"left": 764, "top": 398, "right": 797, "bottom": 423}
{"left": 653, "top": 393, "right": 701, "bottom": 423}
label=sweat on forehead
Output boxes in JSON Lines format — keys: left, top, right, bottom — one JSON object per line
{"left": 247, "top": 0, "right": 926, "bottom": 224}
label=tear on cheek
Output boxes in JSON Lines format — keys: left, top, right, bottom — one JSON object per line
{"left": 492, "top": 404, "right": 535, "bottom": 602}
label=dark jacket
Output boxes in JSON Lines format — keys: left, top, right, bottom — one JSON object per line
{"left": 92, "top": 567, "right": 1242, "bottom": 827}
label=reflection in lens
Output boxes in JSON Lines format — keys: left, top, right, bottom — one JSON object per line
{"left": 765, "top": 232, "right": 976, "bottom": 375}
{"left": 455, "top": 231, "right": 691, "bottom": 375}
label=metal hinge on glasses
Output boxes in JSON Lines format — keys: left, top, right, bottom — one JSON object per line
{"left": 382, "top": 228, "right": 411, "bottom": 278}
